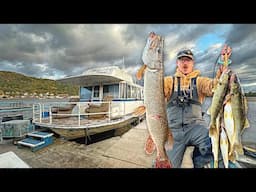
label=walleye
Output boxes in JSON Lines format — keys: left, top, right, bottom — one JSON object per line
{"left": 137, "top": 32, "right": 173, "bottom": 168}
{"left": 209, "top": 71, "right": 250, "bottom": 168}
{"left": 208, "top": 70, "right": 230, "bottom": 137}
{"left": 230, "top": 73, "right": 249, "bottom": 156}
{"left": 208, "top": 69, "right": 230, "bottom": 168}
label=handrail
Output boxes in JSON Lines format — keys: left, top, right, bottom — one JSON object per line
{"left": 32, "top": 101, "right": 129, "bottom": 127}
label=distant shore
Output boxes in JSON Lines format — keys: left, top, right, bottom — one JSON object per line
{"left": 247, "top": 97, "right": 256, "bottom": 102}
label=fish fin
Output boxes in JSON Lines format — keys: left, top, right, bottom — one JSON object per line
{"left": 155, "top": 157, "right": 172, "bottom": 168}
{"left": 223, "top": 94, "right": 231, "bottom": 105}
{"left": 144, "top": 135, "right": 156, "bottom": 155}
{"left": 228, "top": 152, "right": 236, "bottom": 162}
{"left": 209, "top": 124, "right": 216, "bottom": 137}
{"left": 243, "top": 118, "right": 250, "bottom": 129}
{"left": 228, "top": 143, "right": 235, "bottom": 158}
{"left": 136, "top": 64, "right": 147, "bottom": 80}
{"left": 165, "top": 131, "right": 174, "bottom": 151}
{"left": 234, "top": 143, "right": 244, "bottom": 155}
{"left": 243, "top": 96, "right": 249, "bottom": 114}
{"left": 206, "top": 105, "right": 211, "bottom": 115}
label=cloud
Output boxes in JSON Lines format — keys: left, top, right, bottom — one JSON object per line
{"left": 0, "top": 24, "right": 255, "bottom": 92}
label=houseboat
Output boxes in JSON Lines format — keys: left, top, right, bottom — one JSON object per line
{"left": 32, "top": 66, "right": 145, "bottom": 140}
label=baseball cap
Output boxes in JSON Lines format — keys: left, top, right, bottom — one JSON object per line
{"left": 177, "top": 49, "right": 194, "bottom": 60}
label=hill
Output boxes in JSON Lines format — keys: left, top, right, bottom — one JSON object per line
{"left": 0, "top": 71, "right": 79, "bottom": 97}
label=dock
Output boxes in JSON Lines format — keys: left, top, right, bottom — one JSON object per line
{"left": 0, "top": 120, "right": 194, "bottom": 168}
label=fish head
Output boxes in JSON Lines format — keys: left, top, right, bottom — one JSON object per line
{"left": 142, "top": 32, "right": 164, "bottom": 70}
{"left": 219, "top": 71, "right": 230, "bottom": 86}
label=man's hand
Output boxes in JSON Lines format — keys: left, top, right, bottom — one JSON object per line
{"left": 220, "top": 44, "right": 232, "bottom": 61}
{"left": 217, "top": 44, "right": 232, "bottom": 75}
{"left": 216, "top": 65, "right": 232, "bottom": 80}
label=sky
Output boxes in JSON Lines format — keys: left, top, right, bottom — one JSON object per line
{"left": 0, "top": 24, "right": 256, "bottom": 93}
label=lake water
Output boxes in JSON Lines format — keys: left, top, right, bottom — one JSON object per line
{"left": 0, "top": 98, "right": 68, "bottom": 121}
{"left": 0, "top": 97, "right": 255, "bottom": 144}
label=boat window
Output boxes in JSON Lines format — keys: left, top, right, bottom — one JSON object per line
{"left": 103, "top": 84, "right": 119, "bottom": 98}
{"left": 135, "top": 87, "right": 140, "bottom": 99}
{"left": 131, "top": 86, "right": 137, "bottom": 98}
{"left": 119, "top": 82, "right": 127, "bottom": 99}
{"left": 138, "top": 88, "right": 142, "bottom": 99}
{"left": 80, "top": 87, "right": 92, "bottom": 101}
{"left": 93, "top": 86, "right": 100, "bottom": 98}
{"left": 127, "top": 85, "right": 131, "bottom": 98}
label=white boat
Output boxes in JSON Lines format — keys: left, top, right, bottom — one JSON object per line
{"left": 32, "top": 66, "right": 145, "bottom": 140}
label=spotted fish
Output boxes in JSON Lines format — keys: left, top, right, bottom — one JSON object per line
{"left": 137, "top": 32, "right": 173, "bottom": 168}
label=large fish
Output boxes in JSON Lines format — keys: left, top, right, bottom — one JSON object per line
{"left": 137, "top": 32, "right": 173, "bottom": 168}
{"left": 230, "top": 73, "right": 250, "bottom": 156}
{"left": 208, "top": 70, "right": 230, "bottom": 137}
{"left": 208, "top": 70, "right": 230, "bottom": 168}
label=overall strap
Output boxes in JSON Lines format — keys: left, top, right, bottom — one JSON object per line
{"left": 177, "top": 77, "right": 181, "bottom": 96}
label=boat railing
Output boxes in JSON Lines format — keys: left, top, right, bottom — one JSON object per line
{"left": 32, "top": 101, "right": 127, "bottom": 127}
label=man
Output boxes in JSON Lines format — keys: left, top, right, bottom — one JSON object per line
{"left": 145, "top": 45, "right": 232, "bottom": 168}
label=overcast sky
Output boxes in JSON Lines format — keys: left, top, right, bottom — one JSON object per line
{"left": 0, "top": 24, "right": 256, "bottom": 92}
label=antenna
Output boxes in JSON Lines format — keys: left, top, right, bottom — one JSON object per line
{"left": 122, "top": 56, "right": 125, "bottom": 69}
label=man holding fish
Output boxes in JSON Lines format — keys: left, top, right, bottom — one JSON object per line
{"left": 138, "top": 32, "right": 233, "bottom": 168}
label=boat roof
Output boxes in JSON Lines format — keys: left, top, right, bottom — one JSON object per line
{"left": 57, "top": 66, "right": 136, "bottom": 87}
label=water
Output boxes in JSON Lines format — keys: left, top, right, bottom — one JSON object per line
{"left": 241, "top": 101, "right": 256, "bottom": 145}
{"left": 1, "top": 98, "right": 256, "bottom": 145}
{"left": 0, "top": 98, "right": 68, "bottom": 121}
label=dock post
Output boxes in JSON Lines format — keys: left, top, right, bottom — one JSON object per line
{"left": 84, "top": 128, "right": 91, "bottom": 145}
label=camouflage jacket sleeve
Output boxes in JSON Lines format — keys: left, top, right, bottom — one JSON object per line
{"left": 197, "top": 68, "right": 221, "bottom": 98}
{"left": 164, "top": 76, "right": 173, "bottom": 101}
{"left": 197, "top": 77, "right": 215, "bottom": 97}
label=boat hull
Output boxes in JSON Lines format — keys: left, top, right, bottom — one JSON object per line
{"left": 45, "top": 116, "right": 140, "bottom": 140}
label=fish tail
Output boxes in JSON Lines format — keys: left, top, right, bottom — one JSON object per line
{"left": 144, "top": 135, "right": 156, "bottom": 155}
{"left": 155, "top": 157, "right": 172, "bottom": 168}
{"left": 228, "top": 152, "right": 236, "bottom": 162}
{"left": 214, "top": 160, "right": 218, "bottom": 168}
{"left": 234, "top": 143, "right": 244, "bottom": 155}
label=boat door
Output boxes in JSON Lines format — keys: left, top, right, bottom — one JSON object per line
{"left": 92, "top": 85, "right": 101, "bottom": 101}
